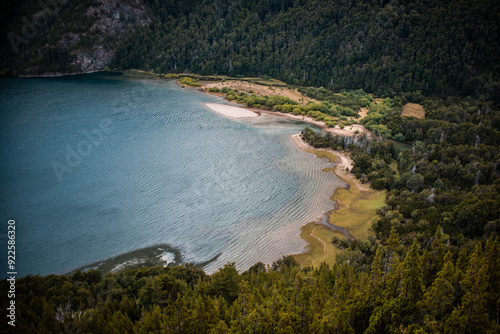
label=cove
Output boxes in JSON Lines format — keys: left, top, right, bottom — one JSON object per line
{"left": 0, "top": 72, "right": 345, "bottom": 277}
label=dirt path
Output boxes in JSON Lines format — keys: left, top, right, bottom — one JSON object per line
{"left": 310, "top": 226, "right": 326, "bottom": 267}
{"left": 311, "top": 226, "right": 326, "bottom": 253}
{"left": 358, "top": 107, "right": 368, "bottom": 120}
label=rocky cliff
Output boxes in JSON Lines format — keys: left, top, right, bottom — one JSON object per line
{"left": 1, "top": 0, "right": 150, "bottom": 76}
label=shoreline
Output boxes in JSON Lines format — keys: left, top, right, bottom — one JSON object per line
{"left": 195, "top": 78, "right": 373, "bottom": 138}
{"left": 12, "top": 70, "right": 371, "bottom": 136}
{"left": 290, "top": 134, "right": 354, "bottom": 179}
{"left": 205, "top": 102, "right": 260, "bottom": 118}
{"left": 13, "top": 70, "right": 103, "bottom": 78}
{"left": 290, "top": 133, "right": 355, "bottom": 267}
{"left": 68, "top": 243, "right": 183, "bottom": 276}
{"left": 291, "top": 133, "right": 371, "bottom": 193}
{"left": 290, "top": 132, "right": 385, "bottom": 267}
{"left": 269, "top": 110, "right": 372, "bottom": 138}
{"left": 290, "top": 133, "right": 355, "bottom": 237}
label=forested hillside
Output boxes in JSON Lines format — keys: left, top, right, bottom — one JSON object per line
{"left": 2, "top": 236, "right": 499, "bottom": 333}
{"left": 2, "top": 0, "right": 499, "bottom": 98}
{"left": 0, "top": 0, "right": 149, "bottom": 74}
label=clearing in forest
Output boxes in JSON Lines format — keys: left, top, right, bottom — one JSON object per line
{"left": 402, "top": 103, "right": 425, "bottom": 119}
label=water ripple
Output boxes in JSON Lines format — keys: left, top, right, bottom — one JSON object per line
{"left": 0, "top": 73, "right": 344, "bottom": 277}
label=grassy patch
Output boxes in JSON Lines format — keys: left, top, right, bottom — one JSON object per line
{"left": 309, "top": 150, "right": 338, "bottom": 162}
{"left": 294, "top": 222, "right": 343, "bottom": 268}
{"left": 402, "top": 102, "right": 425, "bottom": 118}
{"left": 329, "top": 185, "right": 386, "bottom": 240}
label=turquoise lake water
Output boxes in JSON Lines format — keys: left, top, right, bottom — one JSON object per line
{"left": 0, "top": 72, "right": 344, "bottom": 276}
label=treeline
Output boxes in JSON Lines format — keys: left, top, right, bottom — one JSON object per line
{"left": 2, "top": 235, "right": 499, "bottom": 333}
{"left": 2, "top": 0, "right": 500, "bottom": 98}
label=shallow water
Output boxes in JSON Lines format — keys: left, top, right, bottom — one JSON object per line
{"left": 0, "top": 72, "right": 345, "bottom": 277}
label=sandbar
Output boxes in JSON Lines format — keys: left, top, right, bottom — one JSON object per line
{"left": 205, "top": 103, "right": 259, "bottom": 118}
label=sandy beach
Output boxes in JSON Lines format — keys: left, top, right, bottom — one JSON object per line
{"left": 200, "top": 80, "right": 373, "bottom": 138}
{"left": 291, "top": 134, "right": 353, "bottom": 171}
{"left": 291, "top": 133, "right": 371, "bottom": 192}
{"left": 205, "top": 103, "right": 259, "bottom": 118}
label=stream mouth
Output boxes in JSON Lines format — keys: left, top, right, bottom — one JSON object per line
{"left": 318, "top": 211, "right": 353, "bottom": 240}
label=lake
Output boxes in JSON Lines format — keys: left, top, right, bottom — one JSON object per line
{"left": 0, "top": 72, "right": 344, "bottom": 277}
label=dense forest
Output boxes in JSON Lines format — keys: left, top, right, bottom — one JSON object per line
{"left": 1, "top": 0, "right": 499, "bottom": 98}
{"left": 0, "top": 0, "right": 149, "bottom": 74}
{"left": 1, "top": 237, "right": 499, "bottom": 333}
{"left": 114, "top": 0, "right": 500, "bottom": 97}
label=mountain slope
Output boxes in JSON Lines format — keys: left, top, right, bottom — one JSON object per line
{"left": 2, "top": 0, "right": 499, "bottom": 97}
{"left": 0, "top": 0, "right": 149, "bottom": 75}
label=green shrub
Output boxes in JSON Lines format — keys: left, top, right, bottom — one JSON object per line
{"left": 265, "top": 95, "right": 298, "bottom": 108}
{"left": 179, "top": 77, "right": 200, "bottom": 87}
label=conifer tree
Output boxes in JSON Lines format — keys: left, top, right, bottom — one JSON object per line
{"left": 386, "top": 241, "right": 425, "bottom": 330}
{"left": 137, "top": 304, "right": 166, "bottom": 334}
{"left": 170, "top": 293, "right": 188, "bottom": 334}
{"left": 484, "top": 236, "right": 500, "bottom": 329}
{"left": 430, "top": 225, "right": 446, "bottom": 273}
{"left": 445, "top": 243, "right": 490, "bottom": 333}
{"left": 418, "top": 251, "right": 457, "bottom": 326}
{"left": 400, "top": 241, "right": 424, "bottom": 303}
